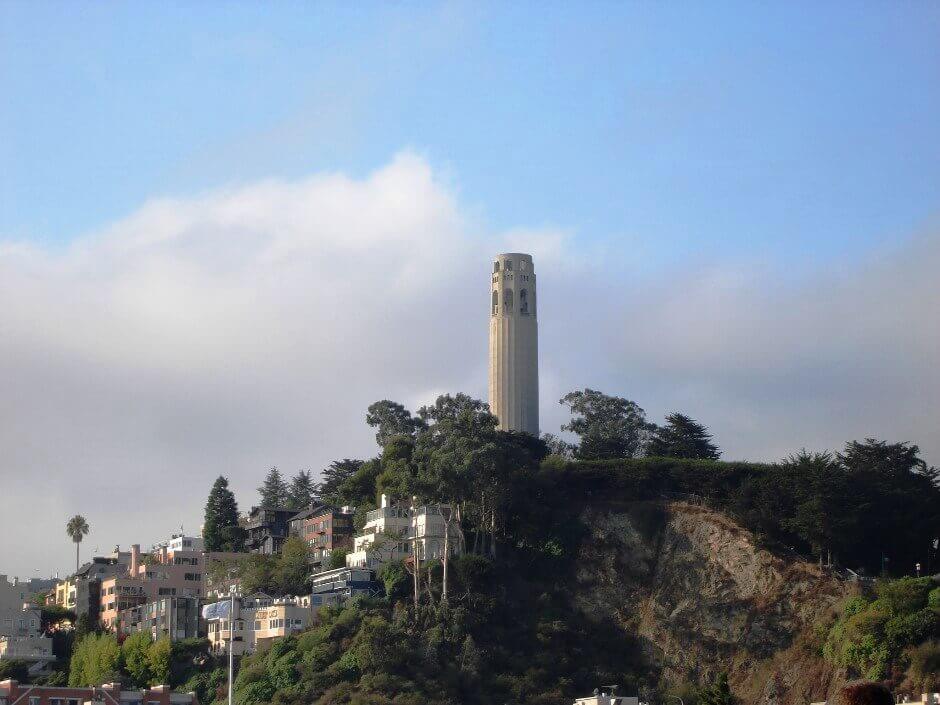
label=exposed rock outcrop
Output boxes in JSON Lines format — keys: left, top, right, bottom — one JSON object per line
{"left": 574, "top": 501, "right": 853, "bottom": 704}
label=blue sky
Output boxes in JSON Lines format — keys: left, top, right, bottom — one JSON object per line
{"left": 3, "top": 2, "right": 938, "bottom": 262}
{"left": 2, "top": 2, "right": 940, "bottom": 577}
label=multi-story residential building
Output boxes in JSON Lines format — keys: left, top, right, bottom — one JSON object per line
{"left": 117, "top": 597, "right": 201, "bottom": 642}
{"left": 309, "top": 567, "right": 382, "bottom": 608}
{"left": 0, "top": 575, "right": 55, "bottom": 637}
{"left": 54, "top": 579, "right": 76, "bottom": 611}
{"left": 245, "top": 507, "right": 296, "bottom": 555}
{"left": 0, "top": 679, "right": 198, "bottom": 705}
{"left": 409, "top": 505, "right": 456, "bottom": 561}
{"left": 346, "top": 497, "right": 412, "bottom": 569}
{"left": 346, "top": 496, "right": 457, "bottom": 570}
{"left": 52, "top": 550, "right": 131, "bottom": 616}
{"left": 67, "top": 556, "right": 132, "bottom": 623}
{"left": 206, "top": 594, "right": 312, "bottom": 656}
{"left": 289, "top": 505, "right": 355, "bottom": 569}
{"left": 99, "top": 577, "right": 148, "bottom": 632}
{"left": 97, "top": 536, "right": 242, "bottom": 633}
{"left": 0, "top": 606, "right": 51, "bottom": 664}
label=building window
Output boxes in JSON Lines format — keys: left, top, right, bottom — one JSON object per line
{"left": 519, "top": 289, "right": 528, "bottom": 314}
{"left": 493, "top": 260, "right": 499, "bottom": 273}
{"left": 491, "top": 290, "right": 498, "bottom": 315}
{"left": 503, "top": 288, "right": 513, "bottom": 310}
{"left": 503, "top": 259, "right": 512, "bottom": 271}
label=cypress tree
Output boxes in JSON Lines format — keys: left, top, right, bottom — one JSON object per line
{"left": 203, "top": 476, "right": 245, "bottom": 552}
{"left": 646, "top": 412, "right": 721, "bottom": 460}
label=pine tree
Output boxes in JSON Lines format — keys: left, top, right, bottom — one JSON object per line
{"left": 287, "top": 470, "right": 317, "bottom": 510}
{"left": 318, "top": 459, "right": 364, "bottom": 502}
{"left": 258, "top": 466, "right": 289, "bottom": 507}
{"left": 646, "top": 412, "right": 721, "bottom": 460}
{"left": 203, "top": 476, "right": 246, "bottom": 552}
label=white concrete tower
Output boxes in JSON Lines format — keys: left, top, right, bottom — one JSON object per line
{"left": 488, "top": 252, "right": 539, "bottom": 436}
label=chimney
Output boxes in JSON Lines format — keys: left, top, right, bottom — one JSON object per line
{"left": 130, "top": 544, "right": 140, "bottom": 576}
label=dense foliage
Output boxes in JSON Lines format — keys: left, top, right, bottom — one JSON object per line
{"left": 560, "top": 388, "right": 656, "bottom": 460}
{"left": 210, "top": 537, "right": 314, "bottom": 596}
{"left": 67, "top": 632, "right": 225, "bottom": 697}
{"left": 552, "top": 444, "right": 939, "bottom": 576}
{"left": 823, "top": 577, "right": 940, "bottom": 685}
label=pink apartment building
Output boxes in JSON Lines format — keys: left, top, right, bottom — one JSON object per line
{"left": 98, "top": 536, "right": 241, "bottom": 633}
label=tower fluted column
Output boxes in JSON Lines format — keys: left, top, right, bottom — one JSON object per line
{"left": 488, "top": 253, "right": 539, "bottom": 436}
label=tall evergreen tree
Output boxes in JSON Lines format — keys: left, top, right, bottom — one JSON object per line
{"left": 287, "top": 470, "right": 317, "bottom": 510}
{"left": 203, "top": 476, "right": 246, "bottom": 552}
{"left": 646, "top": 412, "right": 721, "bottom": 460}
{"left": 257, "top": 466, "right": 289, "bottom": 507}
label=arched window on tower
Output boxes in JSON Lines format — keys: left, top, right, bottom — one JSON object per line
{"left": 519, "top": 288, "right": 528, "bottom": 314}
{"left": 492, "top": 289, "right": 498, "bottom": 315}
{"left": 493, "top": 261, "right": 499, "bottom": 273}
{"left": 503, "top": 288, "right": 513, "bottom": 311}
{"left": 504, "top": 259, "right": 513, "bottom": 272}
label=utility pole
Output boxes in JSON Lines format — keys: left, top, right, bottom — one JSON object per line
{"left": 228, "top": 585, "right": 237, "bottom": 705}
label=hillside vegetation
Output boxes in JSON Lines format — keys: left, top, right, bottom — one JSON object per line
{"left": 45, "top": 392, "right": 940, "bottom": 704}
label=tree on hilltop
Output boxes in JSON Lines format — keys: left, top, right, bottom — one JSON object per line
{"left": 286, "top": 470, "right": 317, "bottom": 510}
{"left": 257, "top": 466, "right": 289, "bottom": 507}
{"left": 646, "top": 412, "right": 721, "bottom": 460}
{"left": 203, "top": 476, "right": 246, "bottom": 552}
{"left": 560, "top": 388, "right": 655, "bottom": 460}
{"left": 366, "top": 399, "right": 427, "bottom": 448}
{"left": 318, "top": 459, "right": 364, "bottom": 502}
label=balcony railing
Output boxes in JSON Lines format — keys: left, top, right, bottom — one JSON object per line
{"left": 365, "top": 506, "right": 410, "bottom": 523}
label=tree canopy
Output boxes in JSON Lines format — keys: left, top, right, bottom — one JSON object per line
{"left": 366, "top": 399, "right": 427, "bottom": 448}
{"left": 560, "top": 388, "right": 655, "bottom": 460}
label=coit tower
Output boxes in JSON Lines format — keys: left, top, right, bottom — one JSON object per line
{"left": 488, "top": 252, "right": 539, "bottom": 436}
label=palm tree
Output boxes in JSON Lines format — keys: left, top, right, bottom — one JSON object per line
{"left": 66, "top": 515, "right": 90, "bottom": 573}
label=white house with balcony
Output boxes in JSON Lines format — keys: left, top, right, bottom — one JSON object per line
{"left": 346, "top": 495, "right": 459, "bottom": 570}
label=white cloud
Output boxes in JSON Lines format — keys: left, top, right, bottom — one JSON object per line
{"left": 0, "top": 153, "right": 937, "bottom": 577}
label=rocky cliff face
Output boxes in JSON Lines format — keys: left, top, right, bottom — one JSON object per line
{"left": 574, "top": 501, "right": 853, "bottom": 704}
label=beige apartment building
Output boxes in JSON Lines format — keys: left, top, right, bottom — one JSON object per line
{"left": 206, "top": 595, "right": 312, "bottom": 656}
{"left": 346, "top": 496, "right": 459, "bottom": 570}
